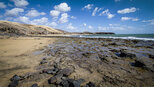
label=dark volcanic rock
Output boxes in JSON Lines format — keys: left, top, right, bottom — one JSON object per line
{"left": 132, "top": 57, "right": 154, "bottom": 72}
{"left": 30, "top": 83, "right": 38, "bottom": 87}
{"left": 40, "top": 60, "right": 47, "bottom": 64}
{"left": 48, "top": 76, "right": 57, "bottom": 84}
{"left": 48, "top": 74, "right": 63, "bottom": 84}
{"left": 61, "top": 80, "right": 69, "bottom": 87}
{"left": 43, "top": 68, "right": 59, "bottom": 74}
{"left": 135, "top": 41, "right": 154, "bottom": 48}
{"left": 10, "top": 38, "right": 154, "bottom": 87}
{"left": 115, "top": 50, "right": 136, "bottom": 58}
{"left": 57, "top": 68, "right": 74, "bottom": 76}
{"left": 61, "top": 79, "right": 84, "bottom": 87}
{"left": 8, "top": 75, "right": 22, "bottom": 87}
{"left": 10, "top": 75, "right": 22, "bottom": 81}
{"left": 8, "top": 80, "right": 19, "bottom": 87}
{"left": 131, "top": 60, "right": 145, "bottom": 67}
{"left": 48, "top": 68, "right": 74, "bottom": 84}
{"left": 149, "top": 54, "right": 154, "bottom": 59}
{"left": 85, "top": 82, "right": 96, "bottom": 87}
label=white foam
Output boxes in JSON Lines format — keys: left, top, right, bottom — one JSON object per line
{"left": 71, "top": 35, "right": 154, "bottom": 41}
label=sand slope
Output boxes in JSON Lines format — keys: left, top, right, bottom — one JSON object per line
{"left": 0, "top": 21, "right": 64, "bottom": 35}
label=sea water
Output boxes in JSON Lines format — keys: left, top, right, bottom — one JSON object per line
{"left": 69, "top": 34, "right": 154, "bottom": 41}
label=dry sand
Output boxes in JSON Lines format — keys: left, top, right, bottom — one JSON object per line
{"left": 0, "top": 36, "right": 57, "bottom": 87}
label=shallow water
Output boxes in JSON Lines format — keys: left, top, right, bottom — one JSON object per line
{"left": 69, "top": 34, "right": 154, "bottom": 41}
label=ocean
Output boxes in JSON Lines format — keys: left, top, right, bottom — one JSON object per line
{"left": 68, "top": 34, "right": 154, "bottom": 41}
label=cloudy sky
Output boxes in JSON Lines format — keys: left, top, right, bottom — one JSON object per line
{"left": 0, "top": 0, "right": 154, "bottom": 34}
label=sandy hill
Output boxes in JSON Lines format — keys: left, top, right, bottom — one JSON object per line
{"left": 0, "top": 21, "right": 65, "bottom": 36}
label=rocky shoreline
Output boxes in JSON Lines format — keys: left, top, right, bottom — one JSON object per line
{"left": 8, "top": 37, "right": 154, "bottom": 87}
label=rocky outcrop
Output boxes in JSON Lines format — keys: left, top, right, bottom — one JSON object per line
{"left": 8, "top": 38, "right": 154, "bottom": 87}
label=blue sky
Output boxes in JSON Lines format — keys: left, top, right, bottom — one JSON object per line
{"left": 0, "top": 0, "right": 154, "bottom": 34}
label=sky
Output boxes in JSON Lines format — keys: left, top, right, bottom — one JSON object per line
{"left": 0, "top": 0, "right": 154, "bottom": 34}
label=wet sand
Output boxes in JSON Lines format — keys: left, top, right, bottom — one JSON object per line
{"left": 0, "top": 36, "right": 57, "bottom": 87}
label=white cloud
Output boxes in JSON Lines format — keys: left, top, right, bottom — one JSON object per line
{"left": 54, "top": 2, "right": 71, "bottom": 12}
{"left": 117, "top": 7, "right": 137, "bottom": 14}
{"left": 97, "top": 8, "right": 103, "bottom": 12}
{"left": 14, "top": 16, "right": 59, "bottom": 27}
{"left": 100, "top": 9, "right": 108, "bottom": 15}
{"left": 59, "top": 13, "right": 69, "bottom": 24}
{"left": 46, "top": 22, "right": 58, "bottom": 28}
{"left": 11, "top": 0, "right": 29, "bottom": 7}
{"left": 115, "top": 0, "right": 120, "bottom": 2}
{"left": 121, "top": 17, "right": 131, "bottom": 21}
{"left": 121, "top": 17, "right": 139, "bottom": 21}
{"left": 5, "top": 8, "right": 24, "bottom": 17}
{"left": 107, "top": 13, "right": 115, "bottom": 19}
{"left": 99, "top": 9, "right": 115, "bottom": 19}
{"left": 14, "top": 16, "right": 30, "bottom": 23}
{"left": 92, "top": 7, "right": 98, "bottom": 16}
{"left": 142, "top": 19, "right": 154, "bottom": 25}
{"left": 98, "top": 24, "right": 134, "bottom": 31}
{"left": 67, "top": 23, "right": 76, "bottom": 30}
{"left": 0, "top": 2, "right": 6, "bottom": 8}
{"left": 26, "top": 9, "right": 46, "bottom": 17}
{"left": 70, "top": 16, "right": 76, "bottom": 19}
{"left": 83, "top": 23, "right": 87, "bottom": 27}
{"left": 50, "top": 10, "right": 60, "bottom": 17}
{"left": 82, "top": 4, "right": 93, "bottom": 10}
{"left": 98, "top": 26, "right": 108, "bottom": 30}
{"left": 88, "top": 25, "right": 93, "bottom": 29}
{"left": 131, "top": 18, "right": 139, "bottom": 21}
{"left": 31, "top": 17, "right": 48, "bottom": 25}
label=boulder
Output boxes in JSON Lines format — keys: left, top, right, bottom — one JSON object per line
{"left": 43, "top": 68, "right": 59, "bottom": 74}
{"left": 83, "top": 82, "right": 96, "bottom": 87}
{"left": 61, "top": 80, "right": 69, "bottom": 87}
{"left": 8, "top": 75, "right": 22, "bottom": 87}
{"left": 10, "top": 75, "right": 21, "bottom": 81}
{"left": 8, "top": 80, "right": 19, "bottom": 87}
{"left": 57, "top": 68, "right": 74, "bottom": 76}
{"left": 48, "top": 74, "right": 63, "bottom": 84}
{"left": 61, "top": 79, "right": 84, "bottom": 87}
{"left": 30, "top": 83, "right": 38, "bottom": 87}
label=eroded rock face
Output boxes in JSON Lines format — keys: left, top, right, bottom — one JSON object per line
{"left": 9, "top": 38, "right": 154, "bottom": 87}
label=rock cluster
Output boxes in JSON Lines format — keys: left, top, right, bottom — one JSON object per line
{"left": 8, "top": 38, "right": 154, "bottom": 87}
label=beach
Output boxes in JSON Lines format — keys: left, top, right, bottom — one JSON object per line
{"left": 0, "top": 36, "right": 154, "bottom": 87}
{"left": 0, "top": 36, "right": 57, "bottom": 87}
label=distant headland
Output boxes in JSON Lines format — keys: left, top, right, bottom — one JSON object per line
{"left": 0, "top": 21, "right": 115, "bottom": 36}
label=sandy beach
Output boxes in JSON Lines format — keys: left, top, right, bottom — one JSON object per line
{"left": 0, "top": 36, "right": 57, "bottom": 87}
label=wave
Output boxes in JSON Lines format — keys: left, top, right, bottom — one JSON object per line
{"left": 71, "top": 35, "right": 154, "bottom": 41}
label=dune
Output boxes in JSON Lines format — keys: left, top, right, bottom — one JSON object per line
{"left": 0, "top": 21, "right": 64, "bottom": 36}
